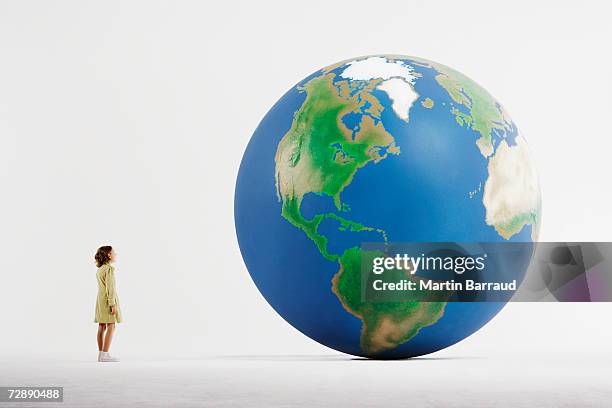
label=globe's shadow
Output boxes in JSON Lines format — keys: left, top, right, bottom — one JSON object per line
{"left": 212, "top": 354, "right": 483, "bottom": 362}
{"left": 350, "top": 356, "right": 485, "bottom": 362}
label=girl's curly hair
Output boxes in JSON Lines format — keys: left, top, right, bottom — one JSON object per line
{"left": 95, "top": 246, "right": 113, "bottom": 268}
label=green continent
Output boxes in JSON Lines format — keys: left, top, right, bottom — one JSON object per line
{"left": 275, "top": 70, "right": 446, "bottom": 356}
{"left": 332, "top": 247, "right": 446, "bottom": 356}
{"left": 274, "top": 73, "right": 397, "bottom": 208}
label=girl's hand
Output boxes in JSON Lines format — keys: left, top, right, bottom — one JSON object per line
{"left": 110, "top": 306, "right": 116, "bottom": 315}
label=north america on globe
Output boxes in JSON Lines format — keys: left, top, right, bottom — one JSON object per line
{"left": 235, "top": 55, "right": 541, "bottom": 359}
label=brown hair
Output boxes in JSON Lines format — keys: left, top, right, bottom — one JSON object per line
{"left": 95, "top": 246, "right": 113, "bottom": 267}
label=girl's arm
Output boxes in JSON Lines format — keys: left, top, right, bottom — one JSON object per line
{"left": 105, "top": 265, "right": 117, "bottom": 311}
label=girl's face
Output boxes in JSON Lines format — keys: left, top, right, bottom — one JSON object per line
{"left": 109, "top": 249, "right": 117, "bottom": 263}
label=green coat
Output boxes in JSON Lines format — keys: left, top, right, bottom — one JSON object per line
{"left": 94, "top": 263, "right": 123, "bottom": 323}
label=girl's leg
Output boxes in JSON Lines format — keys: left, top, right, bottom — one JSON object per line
{"left": 97, "top": 324, "right": 107, "bottom": 351}
{"left": 102, "top": 323, "right": 115, "bottom": 352}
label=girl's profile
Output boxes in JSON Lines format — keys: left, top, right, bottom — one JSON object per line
{"left": 94, "top": 245, "right": 122, "bottom": 362}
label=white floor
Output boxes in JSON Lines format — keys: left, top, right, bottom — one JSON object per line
{"left": 1, "top": 353, "right": 610, "bottom": 407}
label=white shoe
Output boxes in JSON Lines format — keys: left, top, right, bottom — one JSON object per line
{"left": 99, "top": 352, "right": 119, "bottom": 362}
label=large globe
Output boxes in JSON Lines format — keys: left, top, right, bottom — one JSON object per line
{"left": 235, "top": 55, "right": 541, "bottom": 358}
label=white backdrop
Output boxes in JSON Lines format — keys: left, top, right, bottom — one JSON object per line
{"left": 0, "top": 0, "right": 611, "bottom": 360}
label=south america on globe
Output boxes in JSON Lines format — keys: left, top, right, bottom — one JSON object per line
{"left": 235, "top": 55, "right": 541, "bottom": 359}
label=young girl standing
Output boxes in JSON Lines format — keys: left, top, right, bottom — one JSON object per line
{"left": 94, "top": 246, "right": 122, "bottom": 362}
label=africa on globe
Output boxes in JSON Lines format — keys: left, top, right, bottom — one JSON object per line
{"left": 235, "top": 55, "right": 541, "bottom": 359}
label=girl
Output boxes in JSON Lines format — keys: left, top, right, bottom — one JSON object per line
{"left": 94, "top": 245, "right": 122, "bottom": 362}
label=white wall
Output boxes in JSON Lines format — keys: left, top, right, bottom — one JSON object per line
{"left": 0, "top": 0, "right": 611, "bottom": 359}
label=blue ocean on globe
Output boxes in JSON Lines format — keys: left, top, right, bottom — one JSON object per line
{"left": 235, "top": 55, "right": 541, "bottom": 358}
